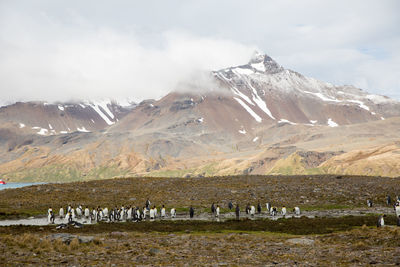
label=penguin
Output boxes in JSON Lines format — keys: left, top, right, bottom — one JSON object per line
{"left": 211, "top": 203, "right": 215, "bottom": 215}
{"left": 59, "top": 207, "right": 64, "bottom": 219}
{"left": 66, "top": 211, "right": 73, "bottom": 223}
{"left": 120, "top": 206, "right": 126, "bottom": 220}
{"left": 266, "top": 203, "right": 271, "bottom": 213}
{"left": 71, "top": 208, "right": 76, "bottom": 219}
{"left": 103, "top": 207, "right": 109, "bottom": 218}
{"left": 149, "top": 207, "right": 155, "bottom": 220}
{"left": 216, "top": 205, "right": 220, "bottom": 217}
{"left": 189, "top": 206, "right": 194, "bottom": 218}
{"left": 136, "top": 208, "right": 141, "bottom": 221}
{"left": 127, "top": 207, "right": 132, "bottom": 220}
{"left": 47, "top": 207, "right": 53, "bottom": 217}
{"left": 228, "top": 201, "right": 233, "bottom": 210}
{"left": 84, "top": 207, "right": 90, "bottom": 219}
{"left": 387, "top": 195, "right": 391, "bottom": 205}
{"left": 97, "top": 207, "right": 103, "bottom": 221}
{"left": 143, "top": 207, "right": 147, "bottom": 219}
{"left": 161, "top": 205, "right": 166, "bottom": 218}
{"left": 377, "top": 215, "right": 385, "bottom": 227}
{"left": 56, "top": 223, "right": 68, "bottom": 230}
{"left": 142, "top": 208, "right": 147, "bottom": 220}
{"left": 48, "top": 209, "right": 55, "bottom": 224}
{"left": 281, "top": 206, "right": 287, "bottom": 217}
{"left": 92, "top": 208, "right": 97, "bottom": 221}
{"left": 109, "top": 209, "right": 114, "bottom": 222}
{"left": 294, "top": 206, "right": 301, "bottom": 215}
{"left": 395, "top": 205, "right": 400, "bottom": 217}
{"left": 257, "top": 202, "right": 262, "bottom": 214}
{"left": 171, "top": 208, "right": 176, "bottom": 218}
{"left": 250, "top": 206, "right": 255, "bottom": 216}
{"left": 73, "top": 221, "right": 84, "bottom": 228}
{"left": 235, "top": 204, "right": 240, "bottom": 220}
{"left": 76, "top": 206, "right": 82, "bottom": 218}
{"left": 271, "top": 207, "right": 277, "bottom": 216}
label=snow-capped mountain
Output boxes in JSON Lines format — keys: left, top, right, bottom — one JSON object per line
{"left": 108, "top": 52, "right": 400, "bottom": 143}
{"left": 0, "top": 52, "right": 400, "bottom": 182}
{"left": 212, "top": 51, "right": 398, "bottom": 128}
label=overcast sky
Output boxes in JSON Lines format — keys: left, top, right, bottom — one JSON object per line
{"left": 0, "top": 0, "right": 399, "bottom": 103}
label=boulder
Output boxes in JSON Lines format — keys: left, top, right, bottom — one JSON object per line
{"left": 49, "top": 233, "right": 76, "bottom": 245}
{"left": 286, "top": 238, "right": 315, "bottom": 245}
{"left": 78, "top": 236, "right": 94, "bottom": 244}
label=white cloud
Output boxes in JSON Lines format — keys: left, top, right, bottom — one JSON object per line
{"left": 0, "top": 27, "right": 255, "bottom": 102}
{"left": 0, "top": 7, "right": 255, "bottom": 103}
{"left": 0, "top": 0, "right": 399, "bottom": 102}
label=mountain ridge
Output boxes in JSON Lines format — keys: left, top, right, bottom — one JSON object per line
{"left": 1, "top": 53, "right": 399, "bottom": 181}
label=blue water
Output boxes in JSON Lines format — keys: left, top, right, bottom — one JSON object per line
{"left": 0, "top": 182, "right": 46, "bottom": 190}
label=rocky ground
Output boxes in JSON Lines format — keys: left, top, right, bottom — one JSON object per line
{"left": 1, "top": 224, "right": 399, "bottom": 266}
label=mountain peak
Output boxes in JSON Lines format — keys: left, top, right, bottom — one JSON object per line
{"left": 248, "top": 51, "right": 283, "bottom": 73}
{"left": 249, "top": 51, "right": 266, "bottom": 64}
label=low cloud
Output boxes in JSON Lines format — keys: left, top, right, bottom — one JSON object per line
{"left": 0, "top": 0, "right": 399, "bottom": 103}
{"left": 0, "top": 12, "right": 255, "bottom": 103}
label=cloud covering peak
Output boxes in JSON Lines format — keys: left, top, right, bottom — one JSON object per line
{"left": 0, "top": 0, "right": 399, "bottom": 102}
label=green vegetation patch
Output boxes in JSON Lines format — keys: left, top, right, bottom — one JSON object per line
{"left": 0, "top": 215, "right": 397, "bottom": 236}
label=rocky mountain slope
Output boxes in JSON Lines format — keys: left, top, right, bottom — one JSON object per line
{"left": 0, "top": 100, "right": 134, "bottom": 135}
{"left": 0, "top": 53, "right": 399, "bottom": 182}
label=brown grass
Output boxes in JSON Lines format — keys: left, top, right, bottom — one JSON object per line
{"left": 0, "top": 175, "right": 399, "bottom": 218}
{"left": 2, "top": 226, "right": 400, "bottom": 266}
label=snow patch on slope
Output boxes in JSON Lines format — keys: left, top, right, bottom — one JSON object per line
{"left": 77, "top": 126, "right": 90, "bottom": 132}
{"left": 278, "top": 119, "right": 297, "bottom": 125}
{"left": 232, "top": 69, "right": 275, "bottom": 120}
{"left": 36, "top": 128, "right": 48, "bottom": 135}
{"left": 347, "top": 100, "right": 370, "bottom": 111}
{"left": 233, "top": 97, "right": 262, "bottom": 123}
{"left": 86, "top": 100, "right": 115, "bottom": 125}
{"left": 233, "top": 67, "right": 254, "bottom": 75}
{"left": 366, "top": 94, "right": 393, "bottom": 104}
{"left": 303, "top": 91, "right": 341, "bottom": 102}
{"left": 327, "top": 118, "right": 339, "bottom": 127}
{"left": 96, "top": 101, "right": 115, "bottom": 119}
{"left": 231, "top": 87, "right": 254, "bottom": 106}
{"left": 251, "top": 62, "right": 266, "bottom": 72}
{"left": 245, "top": 78, "right": 275, "bottom": 120}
